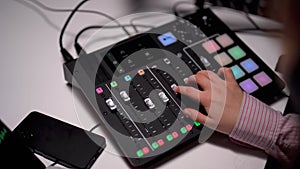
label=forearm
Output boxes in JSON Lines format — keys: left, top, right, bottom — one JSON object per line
{"left": 229, "top": 93, "right": 300, "bottom": 165}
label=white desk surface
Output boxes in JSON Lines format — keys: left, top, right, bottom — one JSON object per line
{"left": 0, "top": 0, "right": 288, "bottom": 168}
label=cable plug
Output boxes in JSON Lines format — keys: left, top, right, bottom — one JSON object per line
{"left": 60, "top": 48, "right": 74, "bottom": 63}
{"left": 75, "top": 43, "right": 87, "bottom": 56}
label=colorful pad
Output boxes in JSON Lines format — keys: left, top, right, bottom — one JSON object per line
{"left": 228, "top": 46, "right": 246, "bottom": 60}
{"left": 214, "top": 52, "right": 233, "bottom": 66}
{"left": 240, "top": 58, "right": 259, "bottom": 73}
{"left": 202, "top": 40, "right": 221, "bottom": 54}
{"left": 231, "top": 65, "right": 245, "bottom": 79}
{"left": 239, "top": 79, "right": 259, "bottom": 93}
{"left": 216, "top": 34, "right": 234, "bottom": 48}
{"left": 253, "top": 71, "right": 272, "bottom": 87}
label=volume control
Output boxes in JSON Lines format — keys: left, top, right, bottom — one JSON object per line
{"left": 106, "top": 98, "right": 117, "bottom": 110}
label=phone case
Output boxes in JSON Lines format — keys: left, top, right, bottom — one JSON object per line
{"left": 12, "top": 111, "right": 106, "bottom": 169}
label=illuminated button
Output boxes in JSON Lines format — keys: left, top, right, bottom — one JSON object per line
{"left": 136, "top": 150, "right": 144, "bottom": 157}
{"left": 142, "top": 147, "right": 149, "bottom": 154}
{"left": 172, "top": 132, "right": 178, "bottom": 138}
{"left": 152, "top": 142, "right": 159, "bottom": 149}
{"left": 231, "top": 65, "right": 245, "bottom": 79}
{"left": 228, "top": 46, "right": 246, "bottom": 60}
{"left": 253, "top": 71, "right": 272, "bottom": 87}
{"left": 110, "top": 81, "right": 118, "bottom": 88}
{"left": 240, "top": 58, "right": 259, "bottom": 73}
{"left": 144, "top": 98, "right": 155, "bottom": 109}
{"left": 180, "top": 127, "right": 187, "bottom": 134}
{"left": 157, "top": 139, "right": 164, "bottom": 146}
{"left": 214, "top": 52, "right": 233, "bottom": 66}
{"left": 163, "top": 58, "right": 171, "bottom": 64}
{"left": 186, "top": 124, "right": 192, "bottom": 131}
{"left": 158, "top": 32, "right": 177, "bottom": 46}
{"left": 124, "top": 75, "right": 132, "bottom": 82}
{"left": 120, "top": 91, "right": 130, "bottom": 102}
{"left": 239, "top": 79, "right": 259, "bottom": 94}
{"left": 216, "top": 34, "right": 234, "bottom": 48}
{"left": 202, "top": 40, "right": 221, "bottom": 54}
{"left": 158, "top": 91, "right": 169, "bottom": 103}
{"left": 194, "top": 121, "right": 201, "bottom": 127}
{"left": 138, "top": 69, "right": 145, "bottom": 76}
{"left": 106, "top": 98, "right": 117, "bottom": 110}
{"left": 95, "top": 87, "right": 103, "bottom": 94}
{"left": 166, "top": 134, "right": 173, "bottom": 141}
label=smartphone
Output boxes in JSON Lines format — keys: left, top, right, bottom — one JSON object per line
{"left": 0, "top": 119, "right": 45, "bottom": 169}
{"left": 12, "top": 111, "right": 106, "bottom": 169}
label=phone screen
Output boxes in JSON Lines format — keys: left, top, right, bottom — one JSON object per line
{"left": 12, "top": 111, "right": 106, "bottom": 169}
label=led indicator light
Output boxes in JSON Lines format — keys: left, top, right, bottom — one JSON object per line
{"left": 142, "top": 147, "right": 149, "bottom": 154}
{"left": 95, "top": 87, "right": 103, "bottom": 94}
{"left": 152, "top": 142, "right": 159, "bottom": 149}
{"left": 136, "top": 150, "right": 144, "bottom": 157}
{"left": 180, "top": 127, "right": 187, "bottom": 134}
{"left": 172, "top": 132, "right": 179, "bottom": 138}
{"left": 0, "top": 128, "right": 8, "bottom": 144}
{"left": 186, "top": 124, "right": 192, "bottom": 131}
{"left": 124, "top": 75, "right": 132, "bottom": 82}
{"left": 157, "top": 139, "right": 164, "bottom": 146}
{"left": 110, "top": 81, "right": 118, "bottom": 88}
{"left": 194, "top": 121, "right": 201, "bottom": 127}
{"left": 166, "top": 134, "right": 173, "bottom": 141}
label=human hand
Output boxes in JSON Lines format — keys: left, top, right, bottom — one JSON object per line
{"left": 173, "top": 68, "right": 244, "bottom": 135}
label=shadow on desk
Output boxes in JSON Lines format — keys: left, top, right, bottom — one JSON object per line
{"left": 206, "top": 132, "right": 266, "bottom": 158}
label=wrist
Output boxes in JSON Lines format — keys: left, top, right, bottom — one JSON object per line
{"left": 229, "top": 93, "right": 281, "bottom": 150}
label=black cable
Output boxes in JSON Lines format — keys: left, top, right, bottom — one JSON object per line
{"left": 129, "top": 1, "right": 199, "bottom": 33}
{"left": 209, "top": 6, "right": 282, "bottom": 34}
{"left": 59, "top": 0, "right": 90, "bottom": 62}
{"left": 28, "top": 0, "right": 152, "bottom": 57}
{"left": 208, "top": 6, "right": 262, "bottom": 31}
{"left": 74, "top": 24, "right": 154, "bottom": 55}
{"left": 47, "top": 162, "right": 57, "bottom": 167}
{"left": 28, "top": 0, "right": 131, "bottom": 36}
{"left": 244, "top": 12, "right": 261, "bottom": 30}
{"left": 74, "top": 25, "right": 103, "bottom": 55}
{"left": 28, "top": 0, "right": 131, "bottom": 62}
{"left": 233, "top": 11, "right": 282, "bottom": 33}
{"left": 89, "top": 123, "right": 101, "bottom": 132}
{"left": 75, "top": 24, "right": 153, "bottom": 46}
{"left": 129, "top": 14, "right": 163, "bottom": 33}
{"left": 233, "top": 27, "right": 281, "bottom": 33}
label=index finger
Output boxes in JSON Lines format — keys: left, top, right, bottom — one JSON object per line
{"left": 186, "top": 73, "right": 211, "bottom": 90}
